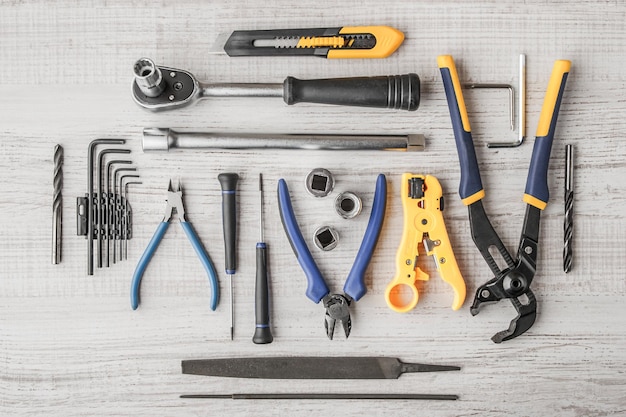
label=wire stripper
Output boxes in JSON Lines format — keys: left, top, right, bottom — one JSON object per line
{"left": 215, "top": 26, "right": 404, "bottom": 59}
{"left": 385, "top": 174, "right": 466, "bottom": 313}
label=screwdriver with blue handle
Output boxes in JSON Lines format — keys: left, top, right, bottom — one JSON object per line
{"left": 218, "top": 173, "right": 239, "bottom": 340}
{"left": 438, "top": 55, "right": 570, "bottom": 342}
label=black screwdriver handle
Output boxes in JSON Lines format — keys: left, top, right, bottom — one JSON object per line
{"left": 283, "top": 73, "right": 420, "bottom": 111}
{"left": 253, "top": 242, "right": 273, "bottom": 344}
{"left": 218, "top": 173, "right": 239, "bottom": 274}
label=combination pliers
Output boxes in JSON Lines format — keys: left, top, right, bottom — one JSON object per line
{"left": 130, "top": 179, "right": 219, "bottom": 310}
{"left": 438, "top": 55, "right": 570, "bottom": 343}
{"left": 277, "top": 174, "right": 387, "bottom": 340}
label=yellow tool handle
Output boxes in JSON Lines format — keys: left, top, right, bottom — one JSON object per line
{"left": 423, "top": 220, "right": 466, "bottom": 311}
{"left": 386, "top": 175, "right": 430, "bottom": 313}
{"left": 523, "top": 59, "right": 571, "bottom": 209}
{"left": 385, "top": 174, "right": 466, "bottom": 312}
{"left": 327, "top": 26, "right": 404, "bottom": 59}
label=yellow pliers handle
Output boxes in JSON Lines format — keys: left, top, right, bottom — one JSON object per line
{"left": 385, "top": 174, "right": 466, "bottom": 312}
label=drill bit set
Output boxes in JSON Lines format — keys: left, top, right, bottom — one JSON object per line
{"left": 76, "top": 139, "right": 141, "bottom": 275}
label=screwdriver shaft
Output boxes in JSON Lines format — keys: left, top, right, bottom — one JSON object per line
{"left": 229, "top": 274, "right": 234, "bottom": 340}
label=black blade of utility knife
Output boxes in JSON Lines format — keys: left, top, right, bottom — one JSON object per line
{"left": 181, "top": 357, "right": 460, "bottom": 379}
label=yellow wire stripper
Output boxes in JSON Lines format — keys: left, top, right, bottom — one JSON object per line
{"left": 385, "top": 174, "right": 466, "bottom": 312}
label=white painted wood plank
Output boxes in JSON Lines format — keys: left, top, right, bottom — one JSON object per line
{"left": 1, "top": 1, "right": 625, "bottom": 416}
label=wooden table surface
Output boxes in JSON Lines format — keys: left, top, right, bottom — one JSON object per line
{"left": 2, "top": 1, "right": 625, "bottom": 416}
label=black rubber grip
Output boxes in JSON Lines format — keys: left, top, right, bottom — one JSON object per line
{"left": 218, "top": 173, "right": 239, "bottom": 274}
{"left": 283, "top": 73, "right": 420, "bottom": 111}
{"left": 253, "top": 242, "right": 273, "bottom": 344}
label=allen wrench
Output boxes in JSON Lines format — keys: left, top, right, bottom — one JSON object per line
{"left": 106, "top": 160, "right": 132, "bottom": 266}
{"left": 122, "top": 180, "right": 143, "bottom": 260}
{"left": 114, "top": 169, "right": 138, "bottom": 261}
{"left": 119, "top": 174, "right": 140, "bottom": 261}
{"left": 463, "top": 54, "right": 526, "bottom": 148}
{"left": 96, "top": 148, "right": 131, "bottom": 268}
{"left": 85, "top": 139, "right": 126, "bottom": 275}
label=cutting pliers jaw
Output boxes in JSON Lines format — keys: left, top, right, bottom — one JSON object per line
{"left": 323, "top": 294, "right": 352, "bottom": 340}
{"left": 163, "top": 179, "right": 186, "bottom": 222}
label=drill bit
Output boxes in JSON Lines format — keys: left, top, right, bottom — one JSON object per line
{"left": 563, "top": 144, "right": 574, "bottom": 273}
{"left": 52, "top": 144, "right": 63, "bottom": 264}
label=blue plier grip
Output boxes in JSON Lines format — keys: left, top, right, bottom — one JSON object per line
{"left": 524, "top": 60, "right": 571, "bottom": 210}
{"left": 180, "top": 221, "right": 219, "bottom": 310}
{"left": 130, "top": 221, "right": 169, "bottom": 310}
{"left": 343, "top": 174, "right": 387, "bottom": 301}
{"left": 277, "top": 179, "right": 330, "bottom": 304}
{"left": 438, "top": 55, "right": 485, "bottom": 206}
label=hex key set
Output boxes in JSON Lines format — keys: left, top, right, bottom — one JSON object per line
{"left": 76, "top": 139, "right": 140, "bottom": 275}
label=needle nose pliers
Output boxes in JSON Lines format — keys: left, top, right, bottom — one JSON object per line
{"left": 277, "top": 174, "right": 387, "bottom": 340}
{"left": 438, "top": 55, "right": 570, "bottom": 343}
{"left": 130, "top": 179, "right": 219, "bottom": 310}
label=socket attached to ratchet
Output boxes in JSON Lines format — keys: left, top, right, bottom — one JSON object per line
{"left": 132, "top": 58, "right": 420, "bottom": 112}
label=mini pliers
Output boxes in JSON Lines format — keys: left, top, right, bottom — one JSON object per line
{"left": 277, "top": 174, "right": 387, "bottom": 340}
{"left": 130, "top": 179, "right": 219, "bottom": 310}
{"left": 438, "top": 55, "right": 570, "bottom": 343}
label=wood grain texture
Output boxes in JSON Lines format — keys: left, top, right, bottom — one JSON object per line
{"left": 1, "top": 1, "right": 625, "bottom": 416}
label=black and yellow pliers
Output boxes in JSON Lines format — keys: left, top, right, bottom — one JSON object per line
{"left": 438, "top": 55, "right": 570, "bottom": 343}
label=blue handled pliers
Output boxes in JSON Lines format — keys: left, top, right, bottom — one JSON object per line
{"left": 277, "top": 174, "right": 387, "bottom": 340}
{"left": 438, "top": 55, "right": 570, "bottom": 343}
{"left": 130, "top": 179, "right": 219, "bottom": 310}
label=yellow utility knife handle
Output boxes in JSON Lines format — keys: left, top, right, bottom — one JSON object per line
{"left": 385, "top": 174, "right": 466, "bottom": 312}
{"left": 326, "top": 26, "right": 404, "bottom": 59}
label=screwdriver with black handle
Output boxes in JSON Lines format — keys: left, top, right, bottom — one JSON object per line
{"left": 253, "top": 174, "right": 273, "bottom": 344}
{"left": 218, "top": 173, "right": 239, "bottom": 340}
